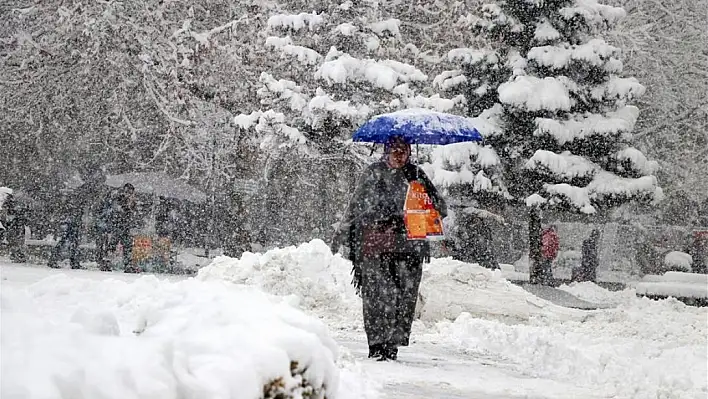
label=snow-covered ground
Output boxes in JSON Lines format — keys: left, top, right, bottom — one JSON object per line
{"left": 2, "top": 240, "right": 707, "bottom": 399}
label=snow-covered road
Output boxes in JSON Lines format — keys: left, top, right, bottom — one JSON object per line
{"left": 2, "top": 242, "right": 706, "bottom": 399}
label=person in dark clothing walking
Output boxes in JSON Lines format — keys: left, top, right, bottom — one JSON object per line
{"left": 3, "top": 193, "right": 29, "bottom": 263}
{"left": 574, "top": 229, "right": 600, "bottom": 282}
{"left": 332, "top": 136, "right": 447, "bottom": 361}
{"left": 94, "top": 189, "right": 117, "bottom": 271}
{"left": 48, "top": 188, "right": 90, "bottom": 269}
{"left": 112, "top": 184, "right": 137, "bottom": 272}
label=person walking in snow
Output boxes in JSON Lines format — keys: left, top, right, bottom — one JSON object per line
{"left": 48, "top": 187, "right": 91, "bottom": 269}
{"left": 534, "top": 225, "right": 559, "bottom": 285}
{"left": 574, "top": 228, "right": 600, "bottom": 282}
{"left": 332, "top": 136, "right": 447, "bottom": 361}
{"left": 111, "top": 183, "right": 137, "bottom": 272}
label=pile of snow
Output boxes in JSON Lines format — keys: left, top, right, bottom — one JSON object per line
{"left": 423, "top": 293, "right": 707, "bottom": 399}
{"left": 1, "top": 274, "right": 345, "bottom": 399}
{"left": 419, "top": 259, "right": 586, "bottom": 323}
{"left": 637, "top": 271, "right": 708, "bottom": 299}
{"left": 197, "top": 240, "right": 361, "bottom": 323}
{"left": 663, "top": 251, "right": 693, "bottom": 272}
{"left": 558, "top": 281, "right": 636, "bottom": 306}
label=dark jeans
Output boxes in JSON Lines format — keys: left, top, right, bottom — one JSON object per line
{"left": 49, "top": 223, "right": 81, "bottom": 267}
{"left": 361, "top": 252, "right": 423, "bottom": 347}
{"left": 531, "top": 258, "right": 554, "bottom": 285}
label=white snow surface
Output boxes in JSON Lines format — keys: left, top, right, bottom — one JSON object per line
{"left": 1, "top": 273, "right": 343, "bottom": 399}
{"left": 4, "top": 238, "right": 707, "bottom": 399}
{"left": 498, "top": 76, "right": 572, "bottom": 112}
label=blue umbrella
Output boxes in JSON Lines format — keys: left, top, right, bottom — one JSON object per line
{"left": 353, "top": 108, "right": 483, "bottom": 145}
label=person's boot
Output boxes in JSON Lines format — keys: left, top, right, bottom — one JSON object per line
{"left": 367, "top": 344, "right": 384, "bottom": 359}
{"left": 378, "top": 344, "right": 398, "bottom": 361}
{"left": 70, "top": 262, "right": 84, "bottom": 270}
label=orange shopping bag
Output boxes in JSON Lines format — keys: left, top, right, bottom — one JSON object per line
{"left": 403, "top": 181, "right": 445, "bottom": 240}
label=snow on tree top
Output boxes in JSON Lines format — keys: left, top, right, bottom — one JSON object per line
{"left": 315, "top": 51, "right": 426, "bottom": 90}
{"left": 265, "top": 36, "right": 322, "bottom": 65}
{"left": 534, "top": 105, "right": 640, "bottom": 144}
{"left": 308, "top": 90, "right": 371, "bottom": 120}
{"left": 258, "top": 73, "right": 308, "bottom": 112}
{"left": 498, "top": 76, "right": 572, "bottom": 112}
{"left": 448, "top": 48, "right": 498, "bottom": 65}
{"left": 587, "top": 172, "right": 662, "bottom": 203}
{"left": 433, "top": 70, "right": 467, "bottom": 91}
{"left": 527, "top": 39, "right": 621, "bottom": 70}
{"left": 534, "top": 20, "right": 561, "bottom": 43}
{"left": 369, "top": 19, "right": 401, "bottom": 36}
{"left": 333, "top": 23, "right": 357, "bottom": 36}
{"left": 560, "top": 0, "right": 626, "bottom": 27}
{"left": 545, "top": 183, "right": 597, "bottom": 213}
{"left": 525, "top": 193, "right": 548, "bottom": 207}
{"left": 616, "top": 147, "right": 659, "bottom": 174}
{"left": 591, "top": 76, "right": 645, "bottom": 102}
{"left": 525, "top": 150, "right": 598, "bottom": 180}
{"left": 402, "top": 93, "right": 465, "bottom": 113}
{"left": 267, "top": 12, "right": 324, "bottom": 31}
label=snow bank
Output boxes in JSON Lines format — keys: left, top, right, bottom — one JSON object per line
{"left": 423, "top": 294, "right": 707, "bottom": 399}
{"left": 197, "top": 240, "right": 361, "bottom": 323}
{"left": 1, "top": 274, "right": 343, "bottom": 399}
{"left": 419, "top": 259, "right": 586, "bottom": 323}
{"left": 558, "top": 281, "right": 636, "bottom": 306}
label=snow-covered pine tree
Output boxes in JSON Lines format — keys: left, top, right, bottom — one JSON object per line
{"left": 234, "top": 1, "right": 459, "bottom": 244}
{"left": 455, "top": 0, "right": 663, "bottom": 279}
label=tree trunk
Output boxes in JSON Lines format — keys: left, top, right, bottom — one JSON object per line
{"left": 528, "top": 207, "right": 542, "bottom": 284}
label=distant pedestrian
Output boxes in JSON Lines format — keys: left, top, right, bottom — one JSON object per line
{"left": 533, "top": 225, "right": 559, "bottom": 285}
{"left": 574, "top": 229, "right": 600, "bottom": 282}
{"left": 4, "top": 193, "right": 29, "bottom": 263}
{"left": 48, "top": 188, "right": 90, "bottom": 269}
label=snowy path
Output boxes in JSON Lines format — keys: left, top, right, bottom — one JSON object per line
{"left": 1, "top": 261, "right": 595, "bottom": 399}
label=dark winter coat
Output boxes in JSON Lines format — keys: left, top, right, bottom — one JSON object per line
{"left": 576, "top": 230, "right": 600, "bottom": 282}
{"left": 336, "top": 161, "right": 447, "bottom": 266}
{"left": 110, "top": 192, "right": 136, "bottom": 232}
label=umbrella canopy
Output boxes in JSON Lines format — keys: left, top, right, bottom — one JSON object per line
{"left": 353, "top": 108, "right": 484, "bottom": 145}
{"left": 105, "top": 172, "right": 207, "bottom": 203}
